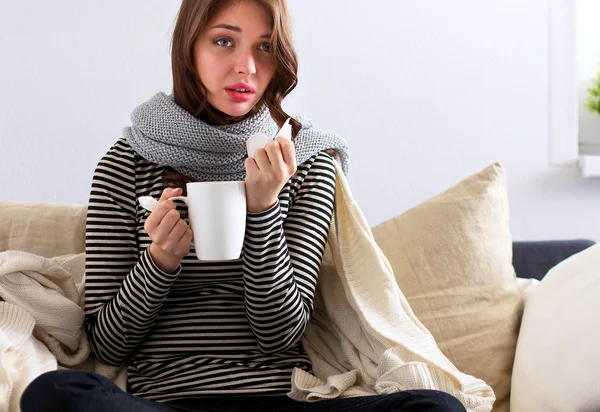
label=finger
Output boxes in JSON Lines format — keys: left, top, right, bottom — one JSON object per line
{"left": 157, "top": 209, "right": 181, "bottom": 238}
{"left": 264, "top": 140, "right": 285, "bottom": 169}
{"left": 146, "top": 187, "right": 180, "bottom": 230}
{"left": 178, "top": 227, "right": 193, "bottom": 248}
{"left": 174, "top": 228, "right": 193, "bottom": 256}
{"left": 169, "top": 218, "right": 188, "bottom": 240}
{"left": 145, "top": 200, "right": 176, "bottom": 232}
{"left": 245, "top": 157, "right": 259, "bottom": 177}
{"left": 158, "top": 187, "right": 182, "bottom": 216}
{"left": 253, "top": 148, "right": 271, "bottom": 171}
{"left": 163, "top": 219, "right": 188, "bottom": 250}
{"left": 275, "top": 137, "right": 296, "bottom": 169}
{"left": 160, "top": 187, "right": 181, "bottom": 201}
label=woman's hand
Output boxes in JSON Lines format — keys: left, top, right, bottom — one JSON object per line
{"left": 244, "top": 136, "right": 297, "bottom": 213}
{"left": 145, "top": 187, "right": 193, "bottom": 273}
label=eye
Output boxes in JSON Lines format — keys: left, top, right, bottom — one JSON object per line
{"left": 258, "top": 42, "right": 272, "bottom": 52}
{"left": 214, "top": 38, "right": 233, "bottom": 47}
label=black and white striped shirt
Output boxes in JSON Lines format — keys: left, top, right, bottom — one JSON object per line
{"left": 84, "top": 138, "right": 336, "bottom": 402}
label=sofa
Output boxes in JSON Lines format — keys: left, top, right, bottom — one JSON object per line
{"left": 1, "top": 162, "right": 598, "bottom": 412}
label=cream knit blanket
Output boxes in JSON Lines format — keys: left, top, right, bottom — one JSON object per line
{"left": 288, "top": 160, "right": 496, "bottom": 412}
{"left": 0, "top": 252, "right": 89, "bottom": 366}
{"left": 0, "top": 302, "right": 57, "bottom": 412}
{"left": 0, "top": 252, "right": 91, "bottom": 411}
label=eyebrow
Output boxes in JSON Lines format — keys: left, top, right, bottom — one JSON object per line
{"left": 211, "top": 24, "right": 271, "bottom": 38}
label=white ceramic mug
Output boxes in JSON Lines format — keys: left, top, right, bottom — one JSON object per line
{"left": 170, "top": 181, "right": 246, "bottom": 261}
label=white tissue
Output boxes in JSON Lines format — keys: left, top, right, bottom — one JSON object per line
{"left": 246, "top": 132, "right": 273, "bottom": 158}
{"left": 246, "top": 118, "right": 292, "bottom": 158}
{"left": 139, "top": 196, "right": 159, "bottom": 212}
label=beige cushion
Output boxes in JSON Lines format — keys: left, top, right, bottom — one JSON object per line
{"left": 0, "top": 202, "right": 87, "bottom": 257}
{"left": 371, "top": 163, "right": 522, "bottom": 412}
{"left": 511, "top": 244, "right": 600, "bottom": 412}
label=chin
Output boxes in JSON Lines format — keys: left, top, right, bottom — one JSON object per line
{"left": 222, "top": 104, "right": 254, "bottom": 117}
{"left": 209, "top": 92, "right": 263, "bottom": 118}
{"left": 215, "top": 101, "right": 258, "bottom": 118}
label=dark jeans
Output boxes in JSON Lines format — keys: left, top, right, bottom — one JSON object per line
{"left": 21, "top": 370, "right": 467, "bottom": 412}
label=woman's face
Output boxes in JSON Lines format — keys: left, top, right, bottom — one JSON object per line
{"left": 194, "top": 0, "right": 276, "bottom": 117}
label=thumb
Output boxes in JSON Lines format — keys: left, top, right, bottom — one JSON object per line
{"left": 160, "top": 187, "right": 181, "bottom": 201}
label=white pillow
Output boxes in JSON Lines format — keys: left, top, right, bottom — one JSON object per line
{"left": 511, "top": 244, "right": 600, "bottom": 412}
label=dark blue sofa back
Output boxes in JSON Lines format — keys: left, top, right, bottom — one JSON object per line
{"left": 512, "top": 239, "right": 597, "bottom": 281}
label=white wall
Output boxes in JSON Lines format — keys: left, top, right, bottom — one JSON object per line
{"left": 1, "top": 0, "right": 599, "bottom": 241}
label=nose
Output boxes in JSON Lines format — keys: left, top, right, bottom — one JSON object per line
{"left": 234, "top": 50, "right": 257, "bottom": 76}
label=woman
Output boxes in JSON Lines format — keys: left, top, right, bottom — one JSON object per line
{"left": 21, "top": 1, "right": 466, "bottom": 411}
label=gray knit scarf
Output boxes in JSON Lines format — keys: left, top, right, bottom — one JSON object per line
{"left": 123, "top": 92, "right": 349, "bottom": 182}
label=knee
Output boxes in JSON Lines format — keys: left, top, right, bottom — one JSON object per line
{"left": 383, "top": 390, "right": 467, "bottom": 412}
{"left": 21, "top": 370, "right": 64, "bottom": 412}
{"left": 21, "top": 370, "right": 106, "bottom": 412}
{"left": 402, "top": 390, "right": 467, "bottom": 412}
{"left": 432, "top": 391, "right": 467, "bottom": 412}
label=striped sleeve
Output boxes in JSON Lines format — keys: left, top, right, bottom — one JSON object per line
{"left": 241, "top": 152, "right": 336, "bottom": 354}
{"left": 84, "top": 140, "right": 180, "bottom": 366}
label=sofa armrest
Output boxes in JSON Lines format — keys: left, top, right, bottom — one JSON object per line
{"left": 512, "top": 239, "right": 597, "bottom": 281}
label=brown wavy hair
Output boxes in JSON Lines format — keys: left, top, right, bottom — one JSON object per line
{"left": 171, "top": 0, "right": 301, "bottom": 135}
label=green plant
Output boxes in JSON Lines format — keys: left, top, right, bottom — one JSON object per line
{"left": 586, "top": 66, "right": 600, "bottom": 116}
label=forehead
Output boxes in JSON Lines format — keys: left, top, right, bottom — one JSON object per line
{"left": 208, "top": 0, "right": 273, "bottom": 30}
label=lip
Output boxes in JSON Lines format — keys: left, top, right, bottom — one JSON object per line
{"left": 225, "top": 89, "right": 254, "bottom": 103}
{"left": 225, "top": 83, "right": 256, "bottom": 103}
{"left": 226, "top": 83, "right": 256, "bottom": 93}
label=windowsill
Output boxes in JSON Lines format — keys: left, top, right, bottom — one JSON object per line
{"left": 579, "top": 155, "right": 600, "bottom": 177}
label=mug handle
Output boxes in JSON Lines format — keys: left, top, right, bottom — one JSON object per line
{"left": 167, "top": 195, "right": 188, "bottom": 204}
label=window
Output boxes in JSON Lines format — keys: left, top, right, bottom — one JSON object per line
{"left": 549, "top": 0, "right": 600, "bottom": 176}
{"left": 577, "top": 0, "right": 600, "bottom": 155}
